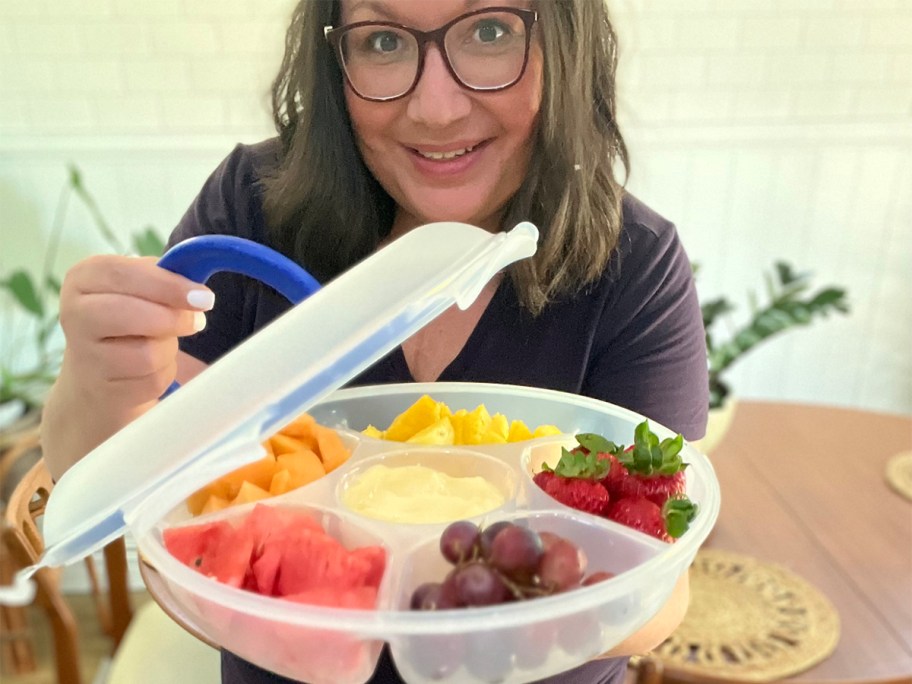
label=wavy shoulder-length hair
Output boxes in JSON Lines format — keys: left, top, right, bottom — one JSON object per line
{"left": 261, "top": 0, "right": 628, "bottom": 314}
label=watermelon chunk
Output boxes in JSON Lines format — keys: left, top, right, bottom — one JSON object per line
{"left": 164, "top": 504, "right": 387, "bottom": 609}
{"left": 162, "top": 519, "right": 253, "bottom": 588}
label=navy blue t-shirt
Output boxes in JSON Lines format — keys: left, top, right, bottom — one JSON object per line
{"left": 170, "top": 140, "right": 708, "bottom": 684}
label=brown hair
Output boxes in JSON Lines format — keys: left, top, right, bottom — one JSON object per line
{"left": 262, "top": 0, "right": 628, "bottom": 314}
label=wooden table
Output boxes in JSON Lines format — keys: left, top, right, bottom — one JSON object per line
{"left": 704, "top": 401, "right": 912, "bottom": 681}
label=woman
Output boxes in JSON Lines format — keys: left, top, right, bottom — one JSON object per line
{"left": 42, "top": 1, "right": 708, "bottom": 682}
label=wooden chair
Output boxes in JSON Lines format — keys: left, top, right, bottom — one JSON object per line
{"left": 627, "top": 655, "right": 912, "bottom": 684}
{"left": 2, "top": 434, "right": 133, "bottom": 684}
{"left": 2, "top": 432, "right": 221, "bottom": 683}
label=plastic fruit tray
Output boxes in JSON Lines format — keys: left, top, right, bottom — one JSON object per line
{"left": 133, "top": 382, "right": 721, "bottom": 684}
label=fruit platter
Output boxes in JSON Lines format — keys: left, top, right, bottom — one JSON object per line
{"left": 134, "top": 382, "right": 721, "bottom": 684}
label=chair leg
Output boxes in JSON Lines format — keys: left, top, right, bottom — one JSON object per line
{"left": 34, "top": 570, "right": 83, "bottom": 684}
{"left": 84, "top": 555, "right": 113, "bottom": 638}
{"left": 0, "top": 549, "right": 37, "bottom": 674}
{"left": 103, "top": 537, "right": 133, "bottom": 649}
{"left": 1, "top": 602, "right": 38, "bottom": 674}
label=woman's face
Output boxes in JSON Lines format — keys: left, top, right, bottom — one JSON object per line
{"left": 339, "top": 0, "right": 543, "bottom": 233}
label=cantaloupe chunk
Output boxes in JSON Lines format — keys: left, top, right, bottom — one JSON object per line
{"left": 186, "top": 489, "right": 212, "bottom": 516}
{"left": 277, "top": 412, "right": 316, "bottom": 439}
{"left": 276, "top": 450, "right": 326, "bottom": 489}
{"left": 201, "top": 494, "right": 231, "bottom": 515}
{"left": 269, "top": 433, "right": 305, "bottom": 456}
{"left": 313, "top": 424, "right": 350, "bottom": 472}
{"left": 185, "top": 414, "right": 350, "bottom": 516}
{"left": 269, "top": 469, "right": 292, "bottom": 496}
{"left": 232, "top": 480, "right": 271, "bottom": 506}
{"left": 220, "top": 454, "right": 277, "bottom": 498}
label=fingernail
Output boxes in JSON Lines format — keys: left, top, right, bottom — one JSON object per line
{"left": 187, "top": 289, "right": 215, "bottom": 310}
{"left": 193, "top": 312, "right": 207, "bottom": 332}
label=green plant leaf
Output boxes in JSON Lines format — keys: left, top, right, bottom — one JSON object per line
{"left": 1, "top": 271, "right": 44, "bottom": 317}
{"left": 68, "top": 164, "right": 83, "bottom": 189}
{"left": 775, "top": 261, "right": 802, "bottom": 286}
{"left": 45, "top": 274, "right": 62, "bottom": 295}
{"left": 132, "top": 227, "right": 166, "bottom": 257}
{"left": 69, "top": 163, "right": 127, "bottom": 253}
{"left": 701, "top": 298, "right": 733, "bottom": 326}
{"left": 809, "top": 287, "right": 849, "bottom": 313}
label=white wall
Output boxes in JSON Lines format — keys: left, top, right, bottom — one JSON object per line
{"left": 610, "top": 1, "right": 912, "bottom": 415}
{"left": 1, "top": 0, "right": 910, "bottom": 415}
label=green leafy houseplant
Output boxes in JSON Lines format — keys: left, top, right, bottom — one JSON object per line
{"left": 0, "top": 165, "right": 166, "bottom": 413}
{"left": 700, "top": 262, "right": 850, "bottom": 410}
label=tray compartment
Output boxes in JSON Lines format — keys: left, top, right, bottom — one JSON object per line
{"left": 136, "top": 501, "right": 395, "bottom": 684}
{"left": 336, "top": 447, "right": 519, "bottom": 525}
{"left": 388, "top": 509, "right": 667, "bottom": 683}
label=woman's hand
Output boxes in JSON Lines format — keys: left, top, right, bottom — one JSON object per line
{"left": 58, "top": 255, "right": 212, "bottom": 404}
{"left": 42, "top": 255, "right": 215, "bottom": 479}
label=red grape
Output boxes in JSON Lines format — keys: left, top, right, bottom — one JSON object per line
{"left": 538, "top": 531, "right": 562, "bottom": 553}
{"left": 410, "top": 519, "right": 612, "bottom": 611}
{"left": 414, "top": 577, "right": 463, "bottom": 610}
{"left": 451, "top": 562, "right": 511, "bottom": 606}
{"left": 439, "top": 520, "right": 481, "bottom": 564}
{"left": 488, "top": 525, "right": 543, "bottom": 580}
{"left": 537, "top": 538, "right": 585, "bottom": 591}
{"left": 479, "top": 520, "right": 513, "bottom": 560}
{"left": 410, "top": 582, "right": 440, "bottom": 610}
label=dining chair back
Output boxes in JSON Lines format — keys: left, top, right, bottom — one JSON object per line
{"left": 2, "top": 444, "right": 220, "bottom": 684}
{"left": 3, "top": 455, "right": 82, "bottom": 684}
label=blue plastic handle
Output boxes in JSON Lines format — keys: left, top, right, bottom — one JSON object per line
{"left": 157, "top": 235, "right": 321, "bottom": 397}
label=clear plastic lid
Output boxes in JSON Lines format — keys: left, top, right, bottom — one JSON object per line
{"left": 40, "top": 221, "right": 539, "bottom": 568}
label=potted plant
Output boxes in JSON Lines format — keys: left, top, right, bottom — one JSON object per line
{"left": 693, "top": 262, "right": 849, "bottom": 453}
{"left": 0, "top": 165, "right": 165, "bottom": 444}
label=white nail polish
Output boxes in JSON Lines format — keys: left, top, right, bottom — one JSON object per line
{"left": 187, "top": 290, "right": 215, "bottom": 310}
{"left": 193, "top": 312, "right": 207, "bottom": 332}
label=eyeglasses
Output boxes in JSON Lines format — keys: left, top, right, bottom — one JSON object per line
{"left": 324, "top": 7, "right": 538, "bottom": 102}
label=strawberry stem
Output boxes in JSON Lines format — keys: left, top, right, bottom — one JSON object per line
{"left": 663, "top": 496, "right": 698, "bottom": 538}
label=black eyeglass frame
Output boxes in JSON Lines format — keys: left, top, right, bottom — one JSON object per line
{"left": 324, "top": 6, "right": 539, "bottom": 102}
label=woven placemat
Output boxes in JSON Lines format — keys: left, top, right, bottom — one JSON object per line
{"left": 885, "top": 450, "right": 912, "bottom": 502}
{"left": 652, "top": 549, "right": 840, "bottom": 682}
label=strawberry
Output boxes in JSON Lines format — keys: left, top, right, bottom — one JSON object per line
{"left": 533, "top": 471, "right": 610, "bottom": 515}
{"left": 573, "top": 433, "right": 629, "bottom": 496}
{"left": 613, "top": 420, "right": 688, "bottom": 506}
{"left": 533, "top": 447, "right": 611, "bottom": 515}
{"left": 607, "top": 495, "right": 698, "bottom": 543}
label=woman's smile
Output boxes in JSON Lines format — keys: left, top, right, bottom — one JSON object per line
{"left": 405, "top": 139, "right": 492, "bottom": 179}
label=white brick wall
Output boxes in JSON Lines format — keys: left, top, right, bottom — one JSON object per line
{"left": 610, "top": 1, "right": 912, "bottom": 125}
{"left": 1, "top": 1, "right": 909, "bottom": 136}
{"left": 0, "top": 0, "right": 292, "bottom": 136}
